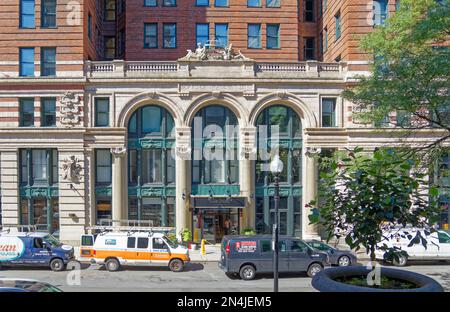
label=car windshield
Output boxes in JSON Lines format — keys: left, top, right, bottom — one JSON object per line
{"left": 43, "top": 234, "right": 62, "bottom": 247}
{"left": 163, "top": 236, "right": 178, "bottom": 249}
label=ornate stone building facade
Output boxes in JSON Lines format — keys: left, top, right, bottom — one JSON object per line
{"left": 0, "top": 1, "right": 448, "bottom": 245}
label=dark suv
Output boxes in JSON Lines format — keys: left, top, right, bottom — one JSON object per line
{"left": 218, "top": 235, "right": 329, "bottom": 280}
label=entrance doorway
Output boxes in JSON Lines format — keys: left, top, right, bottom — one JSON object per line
{"left": 193, "top": 208, "right": 241, "bottom": 243}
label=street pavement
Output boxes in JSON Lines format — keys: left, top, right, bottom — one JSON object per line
{"left": 0, "top": 260, "right": 449, "bottom": 292}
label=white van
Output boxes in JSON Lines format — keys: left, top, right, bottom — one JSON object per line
{"left": 81, "top": 231, "right": 190, "bottom": 272}
{"left": 375, "top": 228, "right": 450, "bottom": 266}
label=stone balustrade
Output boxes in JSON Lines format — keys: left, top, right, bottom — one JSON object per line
{"left": 85, "top": 60, "right": 347, "bottom": 79}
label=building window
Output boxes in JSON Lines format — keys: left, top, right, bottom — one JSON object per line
{"left": 144, "top": 0, "right": 157, "bottom": 6}
{"left": 104, "top": 0, "right": 116, "bottom": 21}
{"left": 41, "top": 98, "right": 56, "bottom": 127}
{"left": 248, "top": 24, "right": 261, "bottom": 48}
{"left": 95, "top": 149, "right": 112, "bottom": 185}
{"left": 88, "top": 14, "right": 93, "bottom": 41}
{"left": 304, "top": 37, "right": 315, "bottom": 60}
{"left": 20, "top": 0, "right": 35, "bottom": 28}
{"left": 20, "top": 149, "right": 58, "bottom": 186}
{"left": 96, "top": 198, "right": 112, "bottom": 223}
{"left": 335, "top": 54, "right": 342, "bottom": 62}
{"left": 19, "top": 48, "right": 35, "bottom": 77}
{"left": 266, "top": 0, "right": 280, "bottom": 7}
{"left": 215, "top": 23, "right": 228, "bottom": 48}
{"left": 104, "top": 36, "right": 115, "bottom": 59}
{"left": 191, "top": 106, "right": 239, "bottom": 186}
{"left": 118, "top": 29, "right": 125, "bottom": 56}
{"left": 324, "top": 27, "right": 328, "bottom": 52}
{"left": 215, "top": 0, "right": 228, "bottom": 7}
{"left": 247, "top": 0, "right": 261, "bottom": 7}
{"left": 162, "top": 0, "right": 176, "bottom": 6}
{"left": 323, "top": 0, "right": 327, "bottom": 11}
{"left": 141, "top": 150, "right": 163, "bottom": 183}
{"left": 396, "top": 110, "right": 411, "bottom": 127}
{"left": 266, "top": 24, "right": 280, "bottom": 49}
{"left": 41, "top": 47, "right": 56, "bottom": 77}
{"left": 319, "top": 32, "right": 323, "bottom": 55}
{"left": 305, "top": 0, "right": 314, "bottom": 22}
{"left": 20, "top": 98, "right": 35, "bottom": 127}
{"left": 335, "top": 11, "right": 341, "bottom": 40}
{"left": 196, "top": 24, "right": 209, "bottom": 46}
{"left": 41, "top": 0, "right": 56, "bottom": 28}
{"left": 163, "top": 23, "right": 176, "bottom": 48}
{"left": 196, "top": 0, "right": 209, "bottom": 6}
{"left": 322, "top": 98, "right": 337, "bottom": 127}
{"left": 95, "top": 98, "right": 110, "bottom": 127}
{"left": 144, "top": 23, "right": 158, "bottom": 48}
{"left": 255, "top": 106, "right": 302, "bottom": 236}
{"left": 373, "top": 0, "right": 388, "bottom": 26}
{"left": 395, "top": 0, "right": 401, "bottom": 11}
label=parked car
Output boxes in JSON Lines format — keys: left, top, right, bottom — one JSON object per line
{"left": 0, "top": 278, "right": 63, "bottom": 292}
{"left": 81, "top": 231, "right": 190, "bottom": 272}
{"left": 218, "top": 235, "right": 329, "bottom": 280}
{"left": 0, "top": 231, "right": 75, "bottom": 271}
{"left": 305, "top": 239, "right": 357, "bottom": 266}
{"left": 375, "top": 228, "right": 450, "bottom": 266}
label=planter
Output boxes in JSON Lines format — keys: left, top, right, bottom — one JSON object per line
{"left": 312, "top": 266, "right": 444, "bottom": 292}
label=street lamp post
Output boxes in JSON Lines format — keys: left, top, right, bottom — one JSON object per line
{"left": 270, "top": 155, "right": 284, "bottom": 293}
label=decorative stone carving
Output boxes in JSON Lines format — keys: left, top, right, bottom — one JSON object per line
{"left": 59, "top": 92, "right": 82, "bottom": 128}
{"left": 62, "top": 156, "right": 83, "bottom": 182}
{"left": 175, "top": 128, "right": 192, "bottom": 160}
{"left": 179, "top": 42, "right": 252, "bottom": 61}
{"left": 111, "top": 147, "right": 127, "bottom": 158}
{"left": 305, "top": 147, "right": 322, "bottom": 157}
{"left": 276, "top": 91, "right": 288, "bottom": 100}
{"left": 147, "top": 92, "right": 158, "bottom": 99}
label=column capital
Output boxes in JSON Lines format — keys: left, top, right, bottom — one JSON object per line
{"left": 305, "top": 147, "right": 322, "bottom": 157}
{"left": 110, "top": 147, "right": 127, "bottom": 158}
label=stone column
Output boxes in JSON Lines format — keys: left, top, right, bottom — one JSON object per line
{"left": 175, "top": 127, "right": 191, "bottom": 239}
{"left": 111, "top": 147, "right": 127, "bottom": 226}
{"left": 240, "top": 127, "right": 257, "bottom": 231}
{"left": 303, "top": 147, "right": 321, "bottom": 239}
{"left": 0, "top": 149, "right": 19, "bottom": 225}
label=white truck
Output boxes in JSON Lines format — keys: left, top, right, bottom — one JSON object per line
{"left": 375, "top": 228, "right": 450, "bottom": 266}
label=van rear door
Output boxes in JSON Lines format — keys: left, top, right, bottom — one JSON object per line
{"left": 80, "top": 235, "right": 95, "bottom": 258}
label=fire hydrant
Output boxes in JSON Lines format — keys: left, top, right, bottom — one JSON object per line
{"left": 201, "top": 239, "right": 206, "bottom": 256}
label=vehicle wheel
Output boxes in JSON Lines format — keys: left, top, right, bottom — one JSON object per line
{"left": 392, "top": 254, "right": 408, "bottom": 267}
{"left": 338, "top": 256, "right": 351, "bottom": 267}
{"left": 169, "top": 259, "right": 184, "bottom": 272}
{"left": 239, "top": 265, "right": 256, "bottom": 280}
{"left": 50, "top": 258, "right": 65, "bottom": 272}
{"left": 105, "top": 258, "right": 120, "bottom": 272}
{"left": 307, "top": 263, "right": 323, "bottom": 277}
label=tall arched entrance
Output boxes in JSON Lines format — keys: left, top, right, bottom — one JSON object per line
{"left": 190, "top": 105, "right": 244, "bottom": 243}
{"left": 254, "top": 105, "right": 303, "bottom": 236}
{"left": 127, "top": 105, "right": 176, "bottom": 226}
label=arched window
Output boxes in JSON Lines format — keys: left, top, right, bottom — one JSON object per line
{"left": 127, "top": 105, "right": 175, "bottom": 226}
{"left": 191, "top": 105, "right": 239, "bottom": 190}
{"left": 255, "top": 105, "right": 303, "bottom": 236}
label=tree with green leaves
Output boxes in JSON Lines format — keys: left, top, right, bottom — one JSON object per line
{"left": 343, "top": 0, "right": 449, "bottom": 152}
{"left": 308, "top": 147, "right": 441, "bottom": 262}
